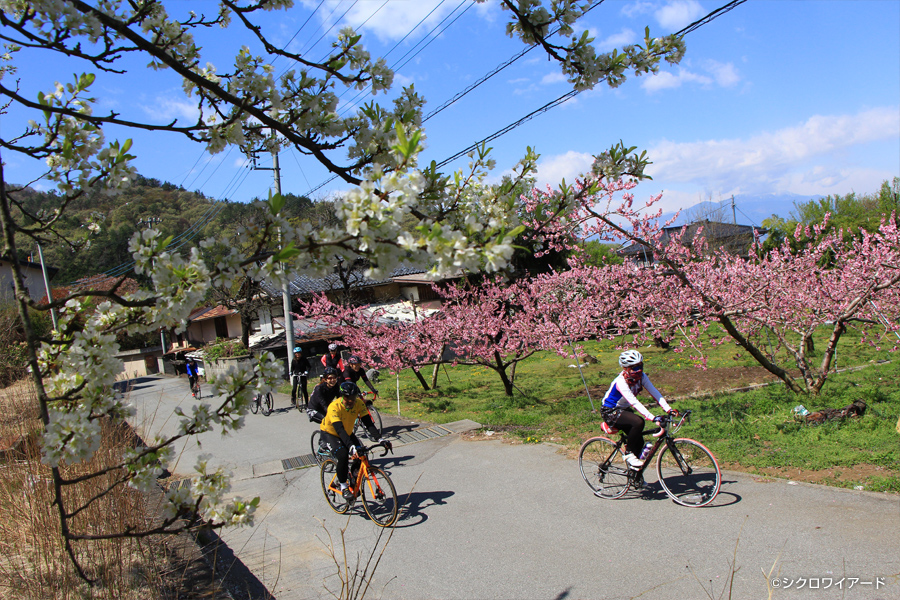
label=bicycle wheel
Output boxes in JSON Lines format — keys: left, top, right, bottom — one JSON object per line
{"left": 354, "top": 405, "right": 383, "bottom": 440}
{"left": 261, "top": 392, "right": 273, "bottom": 416}
{"left": 320, "top": 459, "right": 350, "bottom": 514}
{"left": 578, "top": 437, "right": 630, "bottom": 499}
{"left": 249, "top": 394, "right": 259, "bottom": 414}
{"left": 310, "top": 430, "right": 329, "bottom": 465}
{"left": 656, "top": 438, "right": 721, "bottom": 507}
{"left": 360, "top": 465, "right": 398, "bottom": 527}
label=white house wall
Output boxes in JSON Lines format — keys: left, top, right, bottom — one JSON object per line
{"left": 0, "top": 261, "right": 51, "bottom": 303}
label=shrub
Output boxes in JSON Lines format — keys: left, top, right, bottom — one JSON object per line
{"left": 202, "top": 338, "right": 248, "bottom": 361}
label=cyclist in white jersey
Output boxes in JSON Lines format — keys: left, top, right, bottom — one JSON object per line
{"left": 600, "top": 350, "right": 678, "bottom": 469}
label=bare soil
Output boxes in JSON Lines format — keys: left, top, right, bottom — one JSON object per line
{"left": 623, "top": 365, "right": 783, "bottom": 398}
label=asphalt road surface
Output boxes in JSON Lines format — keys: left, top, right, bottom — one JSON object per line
{"left": 127, "top": 374, "right": 899, "bottom": 600}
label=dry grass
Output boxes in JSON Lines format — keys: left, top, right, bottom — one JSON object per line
{"left": 0, "top": 381, "right": 191, "bottom": 599}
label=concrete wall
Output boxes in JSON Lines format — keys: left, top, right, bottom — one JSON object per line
{"left": 0, "top": 260, "right": 52, "bottom": 303}
{"left": 203, "top": 356, "right": 253, "bottom": 381}
{"left": 117, "top": 346, "right": 164, "bottom": 379}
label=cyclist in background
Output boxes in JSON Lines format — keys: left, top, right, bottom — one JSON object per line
{"left": 186, "top": 358, "right": 200, "bottom": 397}
{"left": 601, "top": 350, "right": 678, "bottom": 470}
{"left": 320, "top": 381, "right": 391, "bottom": 500}
{"left": 307, "top": 367, "right": 341, "bottom": 424}
{"left": 290, "top": 346, "right": 311, "bottom": 408}
{"left": 342, "top": 355, "right": 378, "bottom": 397}
{"left": 321, "top": 342, "right": 345, "bottom": 372}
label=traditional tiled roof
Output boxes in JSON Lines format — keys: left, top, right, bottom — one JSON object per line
{"left": 618, "top": 221, "right": 765, "bottom": 258}
{"left": 190, "top": 305, "right": 237, "bottom": 321}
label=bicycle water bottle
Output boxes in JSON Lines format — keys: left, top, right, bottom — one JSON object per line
{"left": 639, "top": 442, "right": 653, "bottom": 461}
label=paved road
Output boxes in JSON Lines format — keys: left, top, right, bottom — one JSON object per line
{"left": 128, "top": 374, "right": 899, "bottom": 600}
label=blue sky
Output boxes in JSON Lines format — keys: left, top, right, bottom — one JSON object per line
{"left": 3, "top": 0, "right": 898, "bottom": 221}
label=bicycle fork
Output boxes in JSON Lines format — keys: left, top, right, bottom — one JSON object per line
{"left": 665, "top": 440, "right": 693, "bottom": 476}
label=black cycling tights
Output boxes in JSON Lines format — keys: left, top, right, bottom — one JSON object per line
{"left": 614, "top": 410, "right": 646, "bottom": 457}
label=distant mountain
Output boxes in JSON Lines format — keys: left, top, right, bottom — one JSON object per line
{"left": 663, "top": 193, "right": 823, "bottom": 228}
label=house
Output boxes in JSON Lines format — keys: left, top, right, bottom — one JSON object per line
{"left": 182, "top": 305, "right": 242, "bottom": 345}
{"left": 0, "top": 255, "right": 57, "bottom": 304}
{"left": 618, "top": 220, "right": 765, "bottom": 266}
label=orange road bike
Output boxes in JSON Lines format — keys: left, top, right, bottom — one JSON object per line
{"left": 320, "top": 441, "right": 399, "bottom": 527}
{"left": 579, "top": 410, "right": 721, "bottom": 507}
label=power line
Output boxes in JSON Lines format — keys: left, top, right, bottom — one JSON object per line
{"left": 434, "top": 0, "right": 748, "bottom": 170}
{"left": 337, "top": 0, "right": 466, "bottom": 116}
{"left": 302, "top": 0, "right": 609, "bottom": 195}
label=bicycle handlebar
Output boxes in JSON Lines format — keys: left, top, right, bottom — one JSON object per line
{"left": 360, "top": 440, "right": 393, "bottom": 457}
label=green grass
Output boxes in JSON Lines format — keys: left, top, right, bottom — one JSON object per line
{"left": 287, "top": 329, "right": 900, "bottom": 492}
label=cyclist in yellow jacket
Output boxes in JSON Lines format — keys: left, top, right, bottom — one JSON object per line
{"left": 320, "top": 381, "right": 391, "bottom": 499}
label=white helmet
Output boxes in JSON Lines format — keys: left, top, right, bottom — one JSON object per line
{"left": 618, "top": 350, "right": 643, "bottom": 368}
{"left": 328, "top": 343, "right": 338, "bottom": 352}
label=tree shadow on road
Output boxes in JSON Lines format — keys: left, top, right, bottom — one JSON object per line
{"left": 393, "top": 489, "right": 455, "bottom": 528}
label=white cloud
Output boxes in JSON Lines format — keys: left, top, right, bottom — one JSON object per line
{"left": 621, "top": 1, "right": 655, "bottom": 19}
{"left": 332, "top": 0, "right": 462, "bottom": 44}
{"left": 703, "top": 60, "right": 740, "bottom": 87}
{"left": 534, "top": 150, "right": 595, "bottom": 188}
{"left": 598, "top": 28, "right": 638, "bottom": 51}
{"left": 393, "top": 72, "right": 416, "bottom": 88}
{"left": 641, "top": 60, "right": 740, "bottom": 92}
{"left": 540, "top": 71, "right": 567, "bottom": 86}
{"left": 645, "top": 107, "right": 900, "bottom": 195}
{"left": 655, "top": 0, "right": 705, "bottom": 31}
{"left": 641, "top": 68, "right": 711, "bottom": 92}
{"left": 141, "top": 96, "right": 200, "bottom": 123}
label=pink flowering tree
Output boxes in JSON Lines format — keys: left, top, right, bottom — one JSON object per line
{"left": 294, "top": 295, "right": 447, "bottom": 389}
{"left": 522, "top": 177, "right": 900, "bottom": 395}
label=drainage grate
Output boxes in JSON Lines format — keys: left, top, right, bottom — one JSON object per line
{"left": 282, "top": 454, "right": 318, "bottom": 471}
{"left": 394, "top": 425, "right": 453, "bottom": 444}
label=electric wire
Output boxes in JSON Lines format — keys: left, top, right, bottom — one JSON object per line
{"left": 303, "top": 0, "right": 608, "bottom": 195}
{"left": 336, "top": 0, "right": 463, "bottom": 115}
{"left": 434, "top": 0, "right": 748, "bottom": 170}
{"left": 297, "top": 0, "right": 359, "bottom": 58}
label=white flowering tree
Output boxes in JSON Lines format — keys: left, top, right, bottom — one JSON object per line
{"left": 0, "top": 0, "right": 685, "bottom": 580}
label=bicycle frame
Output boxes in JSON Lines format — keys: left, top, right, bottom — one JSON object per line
{"left": 611, "top": 414, "right": 687, "bottom": 480}
{"left": 321, "top": 442, "right": 398, "bottom": 526}
{"left": 324, "top": 443, "right": 388, "bottom": 498}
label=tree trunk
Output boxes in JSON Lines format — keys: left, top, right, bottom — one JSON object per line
{"left": 494, "top": 351, "right": 514, "bottom": 396}
{"left": 431, "top": 362, "right": 440, "bottom": 389}
{"left": 241, "top": 313, "right": 251, "bottom": 350}
{"left": 717, "top": 315, "right": 805, "bottom": 394}
{"left": 412, "top": 366, "right": 430, "bottom": 390}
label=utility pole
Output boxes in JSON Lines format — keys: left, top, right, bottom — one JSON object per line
{"left": 272, "top": 147, "right": 296, "bottom": 371}
{"left": 731, "top": 195, "right": 737, "bottom": 224}
{"left": 36, "top": 243, "right": 58, "bottom": 331}
{"left": 136, "top": 217, "right": 166, "bottom": 352}
{"left": 253, "top": 142, "right": 296, "bottom": 374}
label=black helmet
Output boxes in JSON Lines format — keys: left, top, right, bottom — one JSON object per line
{"left": 323, "top": 367, "right": 339, "bottom": 377}
{"left": 339, "top": 381, "right": 361, "bottom": 398}
{"left": 348, "top": 355, "right": 361, "bottom": 365}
